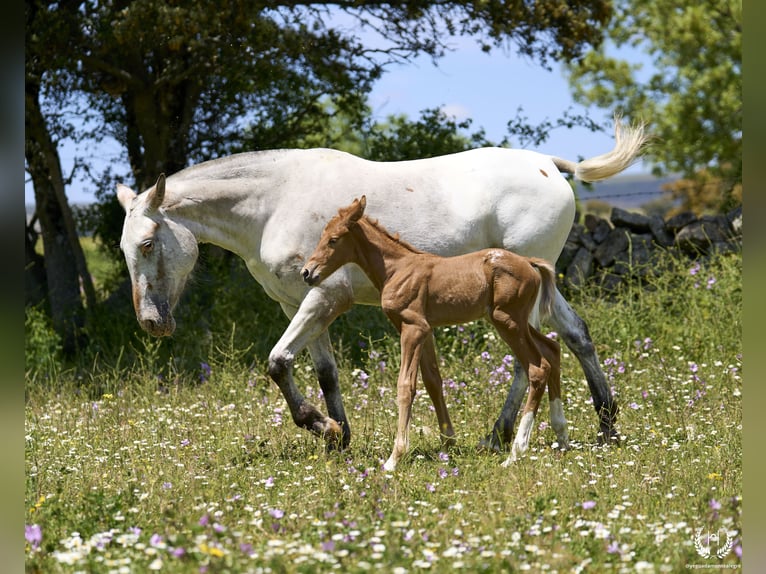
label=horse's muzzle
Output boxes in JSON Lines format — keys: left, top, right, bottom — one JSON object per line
{"left": 139, "top": 315, "right": 176, "bottom": 337}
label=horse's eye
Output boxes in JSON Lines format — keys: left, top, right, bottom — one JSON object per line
{"left": 140, "top": 240, "right": 154, "bottom": 256}
{"left": 328, "top": 237, "right": 338, "bottom": 246}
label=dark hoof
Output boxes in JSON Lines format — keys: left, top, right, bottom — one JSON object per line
{"left": 477, "top": 433, "right": 510, "bottom": 454}
{"left": 596, "top": 428, "right": 621, "bottom": 446}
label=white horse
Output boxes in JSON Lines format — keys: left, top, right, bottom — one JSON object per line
{"left": 117, "top": 117, "right": 647, "bottom": 453}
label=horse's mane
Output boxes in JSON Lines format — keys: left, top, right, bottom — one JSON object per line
{"left": 361, "top": 215, "right": 425, "bottom": 254}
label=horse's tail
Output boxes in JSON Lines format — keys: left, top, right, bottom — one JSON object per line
{"left": 529, "top": 258, "right": 556, "bottom": 322}
{"left": 552, "top": 115, "right": 650, "bottom": 183}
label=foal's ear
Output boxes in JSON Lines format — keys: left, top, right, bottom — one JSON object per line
{"left": 350, "top": 195, "right": 367, "bottom": 222}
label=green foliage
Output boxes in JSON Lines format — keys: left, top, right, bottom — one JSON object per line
{"left": 25, "top": 249, "right": 742, "bottom": 572}
{"left": 25, "top": 306, "right": 62, "bottom": 378}
{"left": 565, "top": 0, "right": 741, "bottom": 212}
{"left": 362, "top": 107, "right": 492, "bottom": 161}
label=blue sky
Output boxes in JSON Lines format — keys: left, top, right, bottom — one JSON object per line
{"left": 25, "top": 36, "right": 650, "bottom": 205}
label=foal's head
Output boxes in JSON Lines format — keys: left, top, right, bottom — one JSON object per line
{"left": 302, "top": 196, "right": 367, "bottom": 286}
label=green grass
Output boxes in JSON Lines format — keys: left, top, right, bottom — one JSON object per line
{"left": 25, "top": 250, "right": 742, "bottom": 572}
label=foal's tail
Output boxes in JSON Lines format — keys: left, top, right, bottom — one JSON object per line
{"left": 529, "top": 258, "right": 556, "bottom": 322}
{"left": 552, "top": 115, "right": 650, "bottom": 183}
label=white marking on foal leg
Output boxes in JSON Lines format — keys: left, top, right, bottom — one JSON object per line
{"left": 502, "top": 411, "right": 535, "bottom": 467}
{"left": 549, "top": 398, "right": 570, "bottom": 450}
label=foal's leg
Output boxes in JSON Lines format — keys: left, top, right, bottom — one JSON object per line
{"left": 489, "top": 308, "right": 548, "bottom": 463}
{"left": 419, "top": 334, "right": 456, "bottom": 448}
{"left": 548, "top": 289, "right": 619, "bottom": 443}
{"left": 503, "top": 347, "right": 550, "bottom": 466}
{"left": 268, "top": 287, "right": 352, "bottom": 447}
{"left": 384, "top": 323, "right": 428, "bottom": 471}
{"left": 480, "top": 294, "right": 544, "bottom": 451}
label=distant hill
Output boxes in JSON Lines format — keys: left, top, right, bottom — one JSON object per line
{"left": 580, "top": 173, "right": 678, "bottom": 210}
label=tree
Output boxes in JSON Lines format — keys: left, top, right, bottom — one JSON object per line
{"left": 564, "top": 0, "right": 742, "bottom": 213}
{"left": 26, "top": 0, "right": 612, "bottom": 354}
{"left": 26, "top": 0, "right": 97, "bottom": 354}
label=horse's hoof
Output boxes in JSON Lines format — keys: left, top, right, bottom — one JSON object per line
{"left": 477, "top": 434, "right": 508, "bottom": 454}
{"left": 441, "top": 435, "right": 457, "bottom": 450}
{"left": 597, "top": 429, "right": 620, "bottom": 446}
{"left": 319, "top": 418, "right": 345, "bottom": 450}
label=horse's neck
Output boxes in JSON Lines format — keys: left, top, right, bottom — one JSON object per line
{"left": 164, "top": 186, "right": 265, "bottom": 256}
{"left": 352, "top": 218, "right": 417, "bottom": 290}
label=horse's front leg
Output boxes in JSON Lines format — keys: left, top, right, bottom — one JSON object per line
{"left": 268, "top": 287, "right": 351, "bottom": 448}
{"left": 548, "top": 289, "right": 619, "bottom": 444}
{"left": 307, "top": 331, "right": 350, "bottom": 449}
{"left": 419, "top": 333, "right": 456, "bottom": 449}
{"left": 383, "top": 323, "right": 427, "bottom": 471}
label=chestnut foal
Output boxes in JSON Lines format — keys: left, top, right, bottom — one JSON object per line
{"left": 302, "top": 197, "right": 569, "bottom": 470}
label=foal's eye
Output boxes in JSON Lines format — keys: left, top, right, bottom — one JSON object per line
{"left": 140, "top": 240, "right": 154, "bottom": 256}
{"left": 328, "top": 237, "right": 338, "bottom": 246}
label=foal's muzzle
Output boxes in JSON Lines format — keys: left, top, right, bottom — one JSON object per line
{"left": 301, "top": 266, "right": 318, "bottom": 286}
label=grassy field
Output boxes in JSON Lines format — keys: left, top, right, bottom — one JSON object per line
{"left": 25, "top": 250, "right": 742, "bottom": 572}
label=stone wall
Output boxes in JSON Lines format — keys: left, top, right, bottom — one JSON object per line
{"left": 556, "top": 206, "right": 742, "bottom": 292}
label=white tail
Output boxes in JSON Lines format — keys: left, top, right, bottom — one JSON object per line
{"left": 552, "top": 115, "right": 649, "bottom": 183}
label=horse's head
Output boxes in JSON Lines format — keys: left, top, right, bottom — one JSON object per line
{"left": 117, "top": 174, "right": 198, "bottom": 337}
{"left": 302, "top": 196, "right": 366, "bottom": 286}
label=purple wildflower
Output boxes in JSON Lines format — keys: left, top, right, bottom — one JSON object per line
{"left": 269, "top": 508, "right": 285, "bottom": 519}
{"left": 25, "top": 524, "right": 42, "bottom": 550}
{"left": 709, "top": 499, "right": 721, "bottom": 511}
{"left": 199, "top": 362, "right": 211, "bottom": 383}
{"left": 240, "top": 543, "right": 254, "bottom": 556}
{"left": 322, "top": 539, "right": 335, "bottom": 552}
{"left": 582, "top": 500, "right": 596, "bottom": 510}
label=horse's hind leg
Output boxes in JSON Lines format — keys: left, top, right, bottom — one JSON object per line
{"left": 536, "top": 331, "right": 569, "bottom": 451}
{"left": 478, "top": 360, "right": 527, "bottom": 452}
{"left": 268, "top": 288, "right": 352, "bottom": 448}
{"left": 419, "top": 333, "right": 456, "bottom": 449}
{"left": 548, "top": 289, "right": 619, "bottom": 444}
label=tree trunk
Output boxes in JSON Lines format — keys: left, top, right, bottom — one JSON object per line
{"left": 25, "top": 214, "right": 47, "bottom": 309}
{"left": 25, "top": 80, "right": 93, "bottom": 354}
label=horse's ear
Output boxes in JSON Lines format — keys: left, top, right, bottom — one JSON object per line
{"left": 147, "top": 174, "right": 166, "bottom": 211}
{"left": 350, "top": 195, "right": 366, "bottom": 222}
{"left": 116, "top": 184, "right": 137, "bottom": 212}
